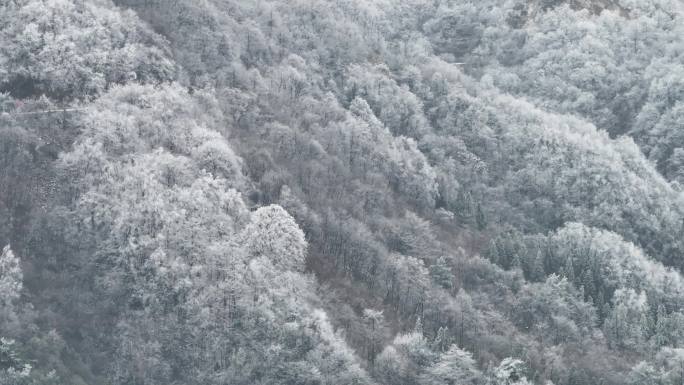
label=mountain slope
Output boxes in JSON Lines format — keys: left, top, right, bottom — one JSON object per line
{"left": 2, "top": 0, "right": 684, "bottom": 384}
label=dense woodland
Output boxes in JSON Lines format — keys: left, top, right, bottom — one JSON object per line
{"left": 1, "top": 0, "right": 684, "bottom": 384}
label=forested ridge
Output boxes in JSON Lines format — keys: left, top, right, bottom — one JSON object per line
{"left": 1, "top": 0, "right": 684, "bottom": 384}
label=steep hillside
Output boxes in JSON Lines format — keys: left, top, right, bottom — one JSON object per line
{"left": 1, "top": 0, "right": 684, "bottom": 384}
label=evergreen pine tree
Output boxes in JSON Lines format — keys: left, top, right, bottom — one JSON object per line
{"left": 563, "top": 258, "right": 576, "bottom": 284}
{"left": 429, "top": 256, "right": 454, "bottom": 290}
{"left": 475, "top": 202, "right": 486, "bottom": 230}
{"left": 530, "top": 250, "right": 545, "bottom": 282}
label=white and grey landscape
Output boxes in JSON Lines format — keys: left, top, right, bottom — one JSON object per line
{"left": 1, "top": 0, "right": 684, "bottom": 384}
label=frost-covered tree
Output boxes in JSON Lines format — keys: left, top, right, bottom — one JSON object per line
{"left": 0, "top": 0, "right": 174, "bottom": 99}
{"left": 243, "top": 204, "right": 307, "bottom": 273}
{"left": 494, "top": 358, "right": 533, "bottom": 385}
{"left": 604, "top": 289, "right": 650, "bottom": 351}
{"left": 0, "top": 246, "right": 21, "bottom": 307}
{"left": 420, "top": 345, "right": 482, "bottom": 385}
{"left": 363, "top": 308, "right": 385, "bottom": 368}
{"left": 0, "top": 245, "right": 22, "bottom": 329}
{"left": 429, "top": 256, "right": 454, "bottom": 290}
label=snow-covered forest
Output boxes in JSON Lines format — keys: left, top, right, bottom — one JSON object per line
{"left": 1, "top": 0, "right": 684, "bottom": 384}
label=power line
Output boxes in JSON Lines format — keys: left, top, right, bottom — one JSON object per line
{"left": 8, "top": 108, "right": 87, "bottom": 116}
